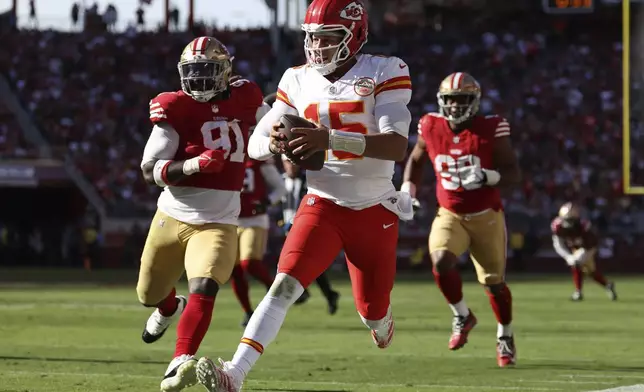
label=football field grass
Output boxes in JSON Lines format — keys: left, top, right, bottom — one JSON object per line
{"left": 1, "top": 274, "right": 643, "bottom": 392}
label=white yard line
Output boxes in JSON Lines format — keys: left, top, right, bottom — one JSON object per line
{"left": 562, "top": 375, "right": 644, "bottom": 380}
{"left": 584, "top": 385, "right": 644, "bottom": 392}
{"left": 4, "top": 370, "right": 564, "bottom": 391}
{"left": 0, "top": 341, "right": 619, "bottom": 364}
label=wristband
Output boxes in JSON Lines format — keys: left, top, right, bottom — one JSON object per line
{"left": 329, "top": 129, "right": 366, "bottom": 156}
{"left": 153, "top": 159, "right": 173, "bottom": 187}
{"left": 482, "top": 169, "right": 501, "bottom": 186}
{"left": 183, "top": 157, "right": 200, "bottom": 175}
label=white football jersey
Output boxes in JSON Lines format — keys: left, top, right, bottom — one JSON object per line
{"left": 276, "top": 54, "right": 412, "bottom": 209}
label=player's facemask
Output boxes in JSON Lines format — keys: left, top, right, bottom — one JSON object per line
{"left": 560, "top": 218, "right": 579, "bottom": 229}
{"left": 438, "top": 93, "right": 480, "bottom": 124}
{"left": 303, "top": 29, "right": 351, "bottom": 75}
{"left": 178, "top": 60, "right": 231, "bottom": 102}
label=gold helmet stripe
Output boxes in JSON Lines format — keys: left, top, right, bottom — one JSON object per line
{"left": 192, "top": 36, "right": 208, "bottom": 55}
{"left": 451, "top": 72, "right": 464, "bottom": 90}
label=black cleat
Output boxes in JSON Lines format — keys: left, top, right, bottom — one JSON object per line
{"left": 327, "top": 290, "right": 340, "bottom": 315}
{"left": 142, "top": 296, "right": 187, "bottom": 344}
{"left": 294, "top": 289, "right": 311, "bottom": 305}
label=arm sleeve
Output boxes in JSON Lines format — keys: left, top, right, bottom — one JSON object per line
{"left": 552, "top": 235, "right": 573, "bottom": 260}
{"left": 260, "top": 163, "right": 287, "bottom": 204}
{"left": 140, "top": 123, "right": 180, "bottom": 168}
{"left": 375, "top": 101, "right": 412, "bottom": 138}
{"left": 248, "top": 101, "right": 298, "bottom": 161}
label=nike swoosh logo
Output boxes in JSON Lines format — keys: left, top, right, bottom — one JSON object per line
{"left": 399, "top": 64, "right": 407, "bottom": 69}
{"left": 383, "top": 223, "right": 395, "bottom": 229}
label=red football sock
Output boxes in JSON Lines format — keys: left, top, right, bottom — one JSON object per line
{"left": 174, "top": 294, "right": 215, "bottom": 357}
{"left": 486, "top": 283, "right": 513, "bottom": 325}
{"left": 241, "top": 259, "right": 273, "bottom": 288}
{"left": 571, "top": 266, "right": 583, "bottom": 291}
{"left": 231, "top": 265, "right": 253, "bottom": 313}
{"left": 591, "top": 270, "right": 608, "bottom": 287}
{"left": 157, "top": 287, "right": 178, "bottom": 317}
{"left": 432, "top": 267, "right": 463, "bottom": 304}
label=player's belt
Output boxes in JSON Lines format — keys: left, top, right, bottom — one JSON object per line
{"left": 461, "top": 208, "right": 492, "bottom": 221}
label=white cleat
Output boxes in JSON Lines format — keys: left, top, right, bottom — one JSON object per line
{"left": 160, "top": 354, "right": 197, "bottom": 392}
{"left": 370, "top": 308, "right": 395, "bottom": 349}
{"left": 196, "top": 357, "right": 243, "bottom": 392}
{"left": 142, "top": 295, "right": 187, "bottom": 344}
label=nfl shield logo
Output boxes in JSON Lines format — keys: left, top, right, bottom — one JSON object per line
{"left": 212, "top": 104, "right": 219, "bottom": 114}
{"left": 307, "top": 197, "right": 315, "bottom": 206}
{"left": 453, "top": 136, "right": 460, "bottom": 143}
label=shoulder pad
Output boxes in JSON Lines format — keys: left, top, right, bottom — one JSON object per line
{"left": 149, "top": 92, "right": 180, "bottom": 124}
{"left": 418, "top": 113, "right": 441, "bottom": 136}
{"left": 230, "top": 78, "right": 264, "bottom": 108}
{"left": 550, "top": 217, "right": 562, "bottom": 233}
{"left": 581, "top": 219, "right": 592, "bottom": 232}
{"left": 485, "top": 115, "right": 511, "bottom": 138}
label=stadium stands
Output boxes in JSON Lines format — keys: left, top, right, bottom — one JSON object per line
{"left": 1, "top": 8, "right": 642, "bottom": 267}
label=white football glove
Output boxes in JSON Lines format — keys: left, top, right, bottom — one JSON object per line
{"left": 399, "top": 181, "right": 421, "bottom": 218}
{"left": 458, "top": 165, "right": 486, "bottom": 190}
{"left": 570, "top": 249, "right": 589, "bottom": 266}
{"left": 564, "top": 255, "right": 578, "bottom": 267}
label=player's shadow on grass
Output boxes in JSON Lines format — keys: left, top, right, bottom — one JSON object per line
{"left": 0, "top": 355, "right": 166, "bottom": 365}
{"left": 522, "top": 361, "right": 644, "bottom": 373}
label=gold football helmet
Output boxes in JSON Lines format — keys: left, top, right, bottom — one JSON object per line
{"left": 437, "top": 72, "right": 481, "bottom": 124}
{"left": 178, "top": 36, "right": 233, "bottom": 102}
{"left": 558, "top": 202, "right": 581, "bottom": 228}
{"left": 558, "top": 202, "right": 581, "bottom": 219}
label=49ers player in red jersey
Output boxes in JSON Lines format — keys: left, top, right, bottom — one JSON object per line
{"left": 402, "top": 72, "right": 521, "bottom": 367}
{"left": 137, "top": 36, "right": 269, "bottom": 392}
{"left": 551, "top": 202, "right": 617, "bottom": 301}
{"left": 195, "top": 0, "right": 416, "bottom": 390}
{"left": 231, "top": 155, "right": 286, "bottom": 326}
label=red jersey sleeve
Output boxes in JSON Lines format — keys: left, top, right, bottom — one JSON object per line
{"left": 149, "top": 92, "right": 180, "bottom": 128}
{"left": 550, "top": 217, "right": 562, "bottom": 236}
{"left": 229, "top": 78, "right": 265, "bottom": 126}
{"left": 485, "top": 115, "right": 511, "bottom": 138}
{"left": 417, "top": 113, "right": 438, "bottom": 139}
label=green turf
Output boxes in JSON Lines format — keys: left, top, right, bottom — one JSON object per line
{"left": 0, "top": 275, "right": 643, "bottom": 392}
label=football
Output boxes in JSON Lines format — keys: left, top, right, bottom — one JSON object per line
{"left": 277, "top": 114, "right": 326, "bottom": 171}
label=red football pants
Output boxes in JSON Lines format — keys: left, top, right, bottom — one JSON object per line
{"left": 278, "top": 194, "right": 398, "bottom": 320}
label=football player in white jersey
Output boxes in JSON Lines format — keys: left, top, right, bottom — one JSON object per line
{"left": 195, "top": 1, "right": 414, "bottom": 391}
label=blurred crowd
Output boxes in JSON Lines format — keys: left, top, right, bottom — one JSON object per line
{"left": 1, "top": 8, "right": 642, "bottom": 242}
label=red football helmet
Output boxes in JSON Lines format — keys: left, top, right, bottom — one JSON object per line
{"left": 302, "top": 0, "right": 369, "bottom": 75}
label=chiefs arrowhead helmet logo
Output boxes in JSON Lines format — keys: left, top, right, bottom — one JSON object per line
{"left": 340, "top": 1, "right": 365, "bottom": 21}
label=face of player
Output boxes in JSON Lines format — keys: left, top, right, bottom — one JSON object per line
{"left": 443, "top": 94, "right": 475, "bottom": 119}
{"left": 305, "top": 32, "right": 344, "bottom": 66}
{"left": 561, "top": 217, "right": 580, "bottom": 229}
{"left": 179, "top": 60, "right": 228, "bottom": 102}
